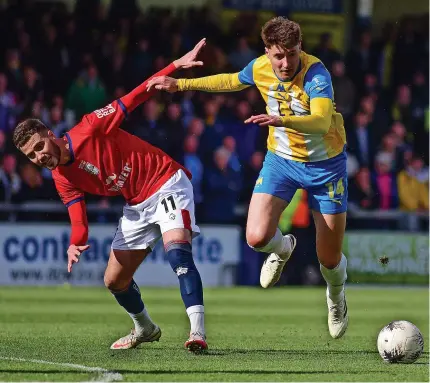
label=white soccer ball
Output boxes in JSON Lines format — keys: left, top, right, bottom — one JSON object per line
{"left": 377, "top": 320, "right": 424, "bottom": 364}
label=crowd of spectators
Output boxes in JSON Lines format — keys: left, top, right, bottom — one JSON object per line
{"left": 0, "top": 0, "right": 428, "bottom": 224}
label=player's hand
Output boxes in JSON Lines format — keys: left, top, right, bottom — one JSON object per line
{"left": 67, "top": 244, "right": 90, "bottom": 273}
{"left": 173, "top": 38, "right": 206, "bottom": 69}
{"left": 147, "top": 76, "right": 179, "bottom": 93}
{"left": 244, "top": 114, "right": 284, "bottom": 127}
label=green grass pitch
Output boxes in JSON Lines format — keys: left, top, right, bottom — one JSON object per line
{"left": 0, "top": 286, "right": 428, "bottom": 382}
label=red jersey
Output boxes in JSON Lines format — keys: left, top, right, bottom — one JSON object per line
{"left": 51, "top": 62, "right": 191, "bottom": 246}
{"left": 52, "top": 99, "right": 190, "bottom": 207}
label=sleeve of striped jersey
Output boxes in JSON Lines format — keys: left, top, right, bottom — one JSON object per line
{"left": 303, "top": 63, "right": 333, "bottom": 100}
{"left": 238, "top": 59, "right": 256, "bottom": 85}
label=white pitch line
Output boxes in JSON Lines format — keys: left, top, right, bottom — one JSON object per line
{"left": 0, "top": 356, "right": 123, "bottom": 382}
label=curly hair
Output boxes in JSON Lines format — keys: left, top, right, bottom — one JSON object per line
{"left": 261, "top": 17, "right": 302, "bottom": 49}
{"left": 13, "top": 118, "right": 48, "bottom": 149}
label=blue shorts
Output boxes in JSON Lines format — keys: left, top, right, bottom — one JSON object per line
{"left": 253, "top": 149, "right": 348, "bottom": 214}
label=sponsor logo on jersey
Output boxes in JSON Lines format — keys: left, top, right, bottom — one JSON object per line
{"left": 108, "top": 163, "right": 132, "bottom": 192}
{"left": 79, "top": 160, "right": 100, "bottom": 176}
{"left": 105, "top": 173, "right": 117, "bottom": 185}
{"left": 256, "top": 177, "right": 263, "bottom": 186}
{"left": 94, "top": 103, "right": 115, "bottom": 119}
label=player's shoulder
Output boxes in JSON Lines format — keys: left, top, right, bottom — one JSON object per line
{"left": 253, "top": 54, "right": 271, "bottom": 70}
{"left": 302, "top": 52, "right": 330, "bottom": 78}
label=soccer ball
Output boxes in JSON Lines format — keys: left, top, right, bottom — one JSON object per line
{"left": 377, "top": 320, "right": 424, "bottom": 364}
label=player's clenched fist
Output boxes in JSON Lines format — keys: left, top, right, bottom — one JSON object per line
{"left": 147, "top": 76, "right": 178, "bottom": 93}
{"left": 67, "top": 244, "right": 90, "bottom": 273}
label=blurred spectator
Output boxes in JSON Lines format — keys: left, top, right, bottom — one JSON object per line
{"left": 4, "top": 49, "right": 23, "bottom": 93}
{"left": 391, "top": 121, "right": 413, "bottom": 171}
{"left": 228, "top": 37, "right": 257, "bottom": 70}
{"left": 131, "top": 98, "right": 162, "bottom": 143}
{"left": 397, "top": 156, "right": 429, "bottom": 212}
{"left": 0, "top": 129, "right": 6, "bottom": 153}
{"left": 0, "top": 73, "right": 17, "bottom": 132}
{"left": 346, "top": 31, "right": 377, "bottom": 91}
{"left": 347, "top": 112, "right": 376, "bottom": 168}
{"left": 66, "top": 63, "right": 107, "bottom": 119}
{"left": 376, "top": 133, "right": 399, "bottom": 172}
{"left": 241, "top": 150, "right": 264, "bottom": 202}
{"left": 311, "top": 33, "right": 341, "bottom": 71}
{"left": 47, "top": 105, "right": 69, "bottom": 138}
{"left": 391, "top": 85, "right": 414, "bottom": 129}
{"left": 184, "top": 135, "right": 203, "bottom": 205}
{"left": 16, "top": 163, "right": 56, "bottom": 202}
{"left": 331, "top": 60, "right": 355, "bottom": 120}
{"left": 203, "top": 147, "right": 242, "bottom": 223}
{"left": 227, "top": 100, "right": 262, "bottom": 163}
{"left": 349, "top": 167, "right": 375, "bottom": 209}
{"left": 199, "top": 99, "right": 228, "bottom": 164}
{"left": 371, "top": 152, "right": 398, "bottom": 210}
{"left": 19, "top": 66, "right": 43, "bottom": 113}
{"left": 187, "top": 117, "right": 205, "bottom": 137}
{"left": 222, "top": 135, "right": 241, "bottom": 173}
{"left": 0, "top": 153, "right": 21, "bottom": 203}
{"left": 160, "top": 103, "right": 185, "bottom": 164}
{"left": 130, "top": 38, "right": 153, "bottom": 84}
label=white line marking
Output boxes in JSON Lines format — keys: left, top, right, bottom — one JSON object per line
{"left": 0, "top": 356, "right": 123, "bottom": 382}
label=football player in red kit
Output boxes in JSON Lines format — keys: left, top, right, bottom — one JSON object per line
{"left": 13, "top": 39, "right": 208, "bottom": 353}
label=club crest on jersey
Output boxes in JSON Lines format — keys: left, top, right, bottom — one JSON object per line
{"left": 79, "top": 160, "right": 100, "bottom": 176}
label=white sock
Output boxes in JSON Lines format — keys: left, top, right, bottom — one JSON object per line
{"left": 129, "top": 307, "right": 155, "bottom": 334}
{"left": 251, "top": 228, "right": 290, "bottom": 255}
{"left": 320, "top": 254, "right": 347, "bottom": 302}
{"left": 186, "top": 305, "right": 205, "bottom": 335}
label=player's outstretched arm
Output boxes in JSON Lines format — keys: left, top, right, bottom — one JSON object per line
{"left": 245, "top": 98, "right": 333, "bottom": 135}
{"left": 147, "top": 73, "right": 250, "bottom": 93}
{"left": 120, "top": 38, "right": 207, "bottom": 114}
{"left": 67, "top": 199, "right": 90, "bottom": 273}
{"left": 147, "top": 55, "right": 256, "bottom": 93}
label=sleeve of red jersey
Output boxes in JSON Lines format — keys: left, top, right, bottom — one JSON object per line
{"left": 53, "top": 172, "right": 88, "bottom": 245}
{"left": 82, "top": 62, "right": 177, "bottom": 135}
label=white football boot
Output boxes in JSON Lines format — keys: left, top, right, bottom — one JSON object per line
{"left": 110, "top": 325, "right": 161, "bottom": 349}
{"left": 326, "top": 289, "right": 348, "bottom": 339}
{"left": 260, "top": 234, "right": 296, "bottom": 288}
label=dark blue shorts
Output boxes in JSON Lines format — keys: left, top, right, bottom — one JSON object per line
{"left": 253, "top": 149, "right": 348, "bottom": 214}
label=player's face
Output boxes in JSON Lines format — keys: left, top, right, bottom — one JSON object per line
{"left": 266, "top": 44, "right": 301, "bottom": 81}
{"left": 21, "top": 131, "right": 61, "bottom": 170}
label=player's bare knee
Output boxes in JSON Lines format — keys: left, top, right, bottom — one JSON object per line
{"left": 104, "top": 274, "right": 130, "bottom": 292}
{"left": 246, "top": 228, "right": 272, "bottom": 249}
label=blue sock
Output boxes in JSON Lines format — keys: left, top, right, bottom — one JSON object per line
{"left": 165, "top": 241, "right": 204, "bottom": 308}
{"left": 111, "top": 279, "right": 144, "bottom": 314}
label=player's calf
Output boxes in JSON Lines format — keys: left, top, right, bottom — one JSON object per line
{"left": 109, "top": 279, "right": 161, "bottom": 348}
{"left": 165, "top": 240, "right": 206, "bottom": 352}
{"left": 248, "top": 228, "right": 296, "bottom": 288}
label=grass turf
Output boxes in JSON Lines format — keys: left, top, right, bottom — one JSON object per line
{"left": 0, "top": 286, "right": 428, "bottom": 382}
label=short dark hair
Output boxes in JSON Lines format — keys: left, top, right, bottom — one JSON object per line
{"left": 13, "top": 118, "right": 48, "bottom": 149}
{"left": 261, "top": 17, "right": 302, "bottom": 49}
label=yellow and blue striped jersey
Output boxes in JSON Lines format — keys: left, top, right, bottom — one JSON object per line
{"left": 238, "top": 52, "right": 346, "bottom": 162}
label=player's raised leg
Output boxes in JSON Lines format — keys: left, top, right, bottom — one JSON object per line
{"left": 162, "top": 228, "right": 206, "bottom": 353}
{"left": 312, "top": 211, "right": 348, "bottom": 339}
{"left": 247, "top": 192, "right": 296, "bottom": 288}
{"left": 105, "top": 248, "right": 162, "bottom": 349}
